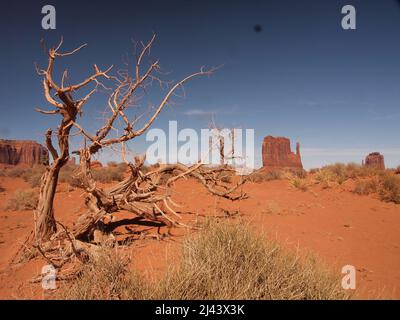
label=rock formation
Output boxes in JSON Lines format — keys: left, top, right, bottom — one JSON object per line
{"left": 364, "top": 152, "right": 385, "bottom": 170}
{"left": 90, "top": 161, "right": 103, "bottom": 169}
{"left": 0, "top": 140, "right": 48, "bottom": 167}
{"left": 262, "top": 136, "right": 303, "bottom": 169}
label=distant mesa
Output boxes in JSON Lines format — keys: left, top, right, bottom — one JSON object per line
{"left": 90, "top": 161, "right": 103, "bottom": 169}
{"left": 262, "top": 136, "right": 303, "bottom": 170}
{"left": 363, "top": 152, "right": 385, "bottom": 170}
{"left": 66, "top": 157, "right": 77, "bottom": 167}
{"left": 0, "top": 139, "right": 48, "bottom": 167}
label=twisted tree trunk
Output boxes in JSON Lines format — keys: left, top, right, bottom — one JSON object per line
{"left": 34, "top": 114, "right": 76, "bottom": 242}
{"left": 34, "top": 166, "right": 60, "bottom": 241}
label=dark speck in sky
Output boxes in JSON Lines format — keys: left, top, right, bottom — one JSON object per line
{"left": 253, "top": 24, "right": 262, "bottom": 33}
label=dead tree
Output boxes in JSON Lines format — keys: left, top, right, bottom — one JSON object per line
{"left": 35, "top": 39, "right": 112, "bottom": 242}
{"left": 34, "top": 35, "right": 248, "bottom": 252}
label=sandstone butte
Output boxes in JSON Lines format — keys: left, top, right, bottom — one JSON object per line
{"left": 363, "top": 152, "right": 385, "bottom": 170}
{"left": 262, "top": 136, "right": 303, "bottom": 170}
{"left": 0, "top": 139, "right": 48, "bottom": 167}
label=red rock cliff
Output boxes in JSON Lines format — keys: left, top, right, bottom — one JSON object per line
{"left": 262, "top": 136, "right": 303, "bottom": 169}
{"left": 364, "top": 152, "right": 385, "bottom": 170}
{"left": 0, "top": 140, "right": 48, "bottom": 167}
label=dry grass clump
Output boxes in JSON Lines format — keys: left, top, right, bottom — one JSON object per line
{"left": 63, "top": 221, "right": 349, "bottom": 300}
{"left": 62, "top": 245, "right": 148, "bottom": 300}
{"left": 156, "top": 221, "right": 347, "bottom": 300}
{"left": 59, "top": 163, "right": 127, "bottom": 187}
{"left": 1, "top": 162, "right": 127, "bottom": 188}
{"left": 313, "top": 163, "right": 381, "bottom": 188}
{"left": 352, "top": 173, "right": 400, "bottom": 204}
{"left": 248, "top": 169, "right": 283, "bottom": 183}
{"left": 21, "top": 165, "right": 47, "bottom": 188}
{"left": 1, "top": 165, "right": 46, "bottom": 188}
{"left": 58, "top": 165, "right": 83, "bottom": 188}
{"left": 353, "top": 179, "right": 378, "bottom": 195}
{"left": 91, "top": 166, "right": 126, "bottom": 184}
{"left": 4, "top": 167, "right": 26, "bottom": 178}
{"left": 290, "top": 177, "right": 308, "bottom": 192}
{"left": 5, "top": 189, "right": 38, "bottom": 211}
{"left": 379, "top": 174, "right": 400, "bottom": 204}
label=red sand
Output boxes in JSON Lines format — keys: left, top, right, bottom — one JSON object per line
{"left": 0, "top": 176, "right": 399, "bottom": 299}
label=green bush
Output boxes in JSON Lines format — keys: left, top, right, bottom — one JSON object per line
{"left": 6, "top": 189, "right": 39, "bottom": 211}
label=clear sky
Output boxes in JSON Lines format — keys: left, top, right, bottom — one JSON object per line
{"left": 0, "top": 0, "right": 399, "bottom": 169}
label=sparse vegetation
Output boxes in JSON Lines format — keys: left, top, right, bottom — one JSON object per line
{"left": 6, "top": 189, "right": 38, "bottom": 211}
{"left": 313, "top": 163, "right": 382, "bottom": 188}
{"left": 379, "top": 174, "right": 400, "bottom": 204}
{"left": 1, "top": 165, "right": 46, "bottom": 188}
{"left": 290, "top": 177, "right": 308, "bottom": 191}
{"left": 0, "top": 184, "right": 5, "bottom": 193}
{"left": 91, "top": 167, "right": 125, "bottom": 184}
{"left": 354, "top": 179, "right": 378, "bottom": 195}
{"left": 248, "top": 169, "right": 283, "bottom": 183}
{"left": 4, "top": 167, "right": 26, "bottom": 178}
{"left": 352, "top": 173, "right": 400, "bottom": 204}
{"left": 22, "top": 165, "right": 46, "bottom": 188}
{"left": 63, "top": 221, "right": 349, "bottom": 300}
{"left": 58, "top": 165, "right": 82, "bottom": 188}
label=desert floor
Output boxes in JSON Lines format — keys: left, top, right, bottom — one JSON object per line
{"left": 0, "top": 176, "right": 399, "bottom": 299}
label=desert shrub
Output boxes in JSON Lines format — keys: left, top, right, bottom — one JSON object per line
{"left": 58, "top": 165, "right": 83, "bottom": 188}
{"left": 220, "top": 174, "right": 232, "bottom": 183}
{"left": 21, "top": 165, "right": 47, "bottom": 188}
{"left": 0, "top": 185, "right": 5, "bottom": 193}
{"left": 139, "top": 165, "right": 150, "bottom": 174}
{"left": 92, "top": 167, "right": 125, "bottom": 183}
{"left": 285, "top": 168, "right": 307, "bottom": 179}
{"left": 353, "top": 179, "right": 378, "bottom": 195}
{"left": 378, "top": 174, "right": 400, "bottom": 204}
{"left": 309, "top": 168, "right": 319, "bottom": 174}
{"left": 158, "top": 171, "right": 175, "bottom": 185}
{"left": 216, "top": 170, "right": 234, "bottom": 184}
{"left": 59, "top": 172, "right": 83, "bottom": 188}
{"left": 62, "top": 246, "right": 148, "bottom": 300}
{"left": 248, "top": 172, "right": 264, "bottom": 183}
{"left": 314, "top": 169, "right": 333, "bottom": 189}
{"left": 5, "top": 167, "right": 26, "bottom": 178}
{"left": 248, "top": 170, "right": 283, "bottom": 183}
{"left": 290, "top": 178, "right": 308, "bottom": 191}
{"left": 6, "top": 189, "right": 38, "bottom": 211}
{"left": 155, "top": 221, "right": 348, "bottom": 300}
{"left": 107, "top": 161, "right": 118, "bottom": 167}
{"left": 63, "top": 221, "right": 349, "bottom": 300}
{"left": 313, "top": 163, "right": 380, "bottom": 187}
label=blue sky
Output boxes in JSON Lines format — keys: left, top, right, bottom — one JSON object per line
{"left": 0, "top": 0, "right": 399, "bottom": 169}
